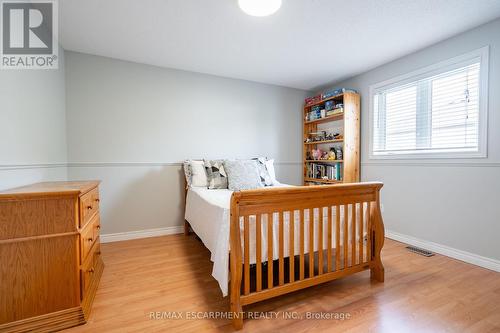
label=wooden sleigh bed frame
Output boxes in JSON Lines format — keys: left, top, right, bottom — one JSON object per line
{"left": 184, "top": 182, "right": 385, "bottom": 330}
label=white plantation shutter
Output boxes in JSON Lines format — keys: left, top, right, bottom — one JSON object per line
{"left": 371, "top": 48, "right": 488, "bottom": 158}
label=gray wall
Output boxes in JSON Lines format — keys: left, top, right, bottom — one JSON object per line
{"left": 65, "top": 51, "right": 308, "bottom": 235}
{"left": 319, "top": 18, "right": 500, "bottom": 261}
{"left": 0, "top": 47, "right": 67, "bottom": 189}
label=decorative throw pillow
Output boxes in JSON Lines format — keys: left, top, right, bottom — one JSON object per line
{"left": 223, "top": 160, "right": 263, "bottom": 191}
{"left": 186, "top": 160, "right": 208, "bottom": 187}
{"left": 204, "top": 160, "right": 228, "bottom": 189}
{"left": 183, "top": 161, "right": 193, "bottom": 186}
{"left": 265, "top": 159, "right": 278, "bottom": 185}
{"left": 253, "top": 157, "right": 273, "bottom": 186}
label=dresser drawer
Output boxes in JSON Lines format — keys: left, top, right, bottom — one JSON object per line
{"left": 93, "top": 214, "right": 101, "bottom": 240}
{"left": 79, "top": 187, "right": 100, "bottom": 228}
{"left": 81, "top": 239, "right": 101, "bottom": 300}
{"left": 80, "top": 215, "right": 99, "bottom": 262}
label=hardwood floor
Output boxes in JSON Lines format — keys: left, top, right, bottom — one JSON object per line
{"left": 63, "top": 234, "right": 500, "bottom": 333}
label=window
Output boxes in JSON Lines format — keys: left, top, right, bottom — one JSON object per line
{"left": 370, "top": 47, "right": 488, "bottom": 159}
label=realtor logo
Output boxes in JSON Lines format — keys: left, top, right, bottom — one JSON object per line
{"left": 1, "top": 0, "right": 58, "bottom": 69}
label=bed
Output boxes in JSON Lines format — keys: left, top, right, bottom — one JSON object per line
{"left": 184, "top": 181, "right": 385, "bottom": 329}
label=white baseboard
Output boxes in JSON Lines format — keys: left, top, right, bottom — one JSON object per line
{"left": 386, "top": 230, "right": 500, "bottom": 272}
{"left": 101, "top": 226, "right": 184, "bottom": 243}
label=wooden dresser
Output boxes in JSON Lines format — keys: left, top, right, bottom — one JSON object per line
{"left": 0, "top": 181, "right": 104, "bottom": 332}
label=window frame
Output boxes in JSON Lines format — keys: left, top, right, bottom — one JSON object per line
{"left": 368, "top": 46, "right": 489, "bottom": 160}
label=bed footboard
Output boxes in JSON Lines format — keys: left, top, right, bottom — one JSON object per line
{"left": 229, "top": 182, "right": 384, "bottom": 329}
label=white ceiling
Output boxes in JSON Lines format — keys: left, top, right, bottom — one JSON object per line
{"left": 59, "top": 0, "right": 500, "bottom": 91}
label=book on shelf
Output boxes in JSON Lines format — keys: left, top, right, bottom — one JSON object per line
{"left": 326, "top": 107, "right": 343, "bottom": 117}
{"left": 306, "top": 162, "right": 342, "bottom": 181}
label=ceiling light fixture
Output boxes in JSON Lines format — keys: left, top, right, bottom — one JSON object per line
{"left": 238, "top": 0, "right": 282, "bottom": 17}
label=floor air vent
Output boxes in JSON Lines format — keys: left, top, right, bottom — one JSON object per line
{"left": 406, "top": 246, "right": 434, "bottom": 257}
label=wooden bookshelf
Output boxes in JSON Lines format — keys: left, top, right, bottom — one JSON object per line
{"left": 303, "top": 92, "right": 360, "bottom": 185}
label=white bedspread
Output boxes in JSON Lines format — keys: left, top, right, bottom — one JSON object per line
{"left": 185, "top": 185, "right": 358, "bottom": 297}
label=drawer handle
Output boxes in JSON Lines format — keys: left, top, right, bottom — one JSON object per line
{"left": 87, "top": 205, "right": 92, "bottom": 210}
{"left": 88, "top": 268, "right": 95, "bottom": 273}
{"left": 95, "top": 198, "right": 100, "bottom": 202}
{"left": 87, "top": 237, "right": 93, "bottom": 242}
{"left": 96, "top": 225, "right": 101, "bottom": 230}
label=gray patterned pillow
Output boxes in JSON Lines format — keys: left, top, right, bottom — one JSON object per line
{"left": 223, "top": 160, "right": 263, "bottom": 191}
{"left": 253, "top": 157, "right": 273, "bottom": 186}
{"left": 204, "top": 160, "right": 228, "bottom": 189}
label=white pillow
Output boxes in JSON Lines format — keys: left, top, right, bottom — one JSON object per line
{"left": 265, "top": 159, "right": 279, "bottom": 185}
{"left": 189, "top": 160, "right": 208, "bottom": 187}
